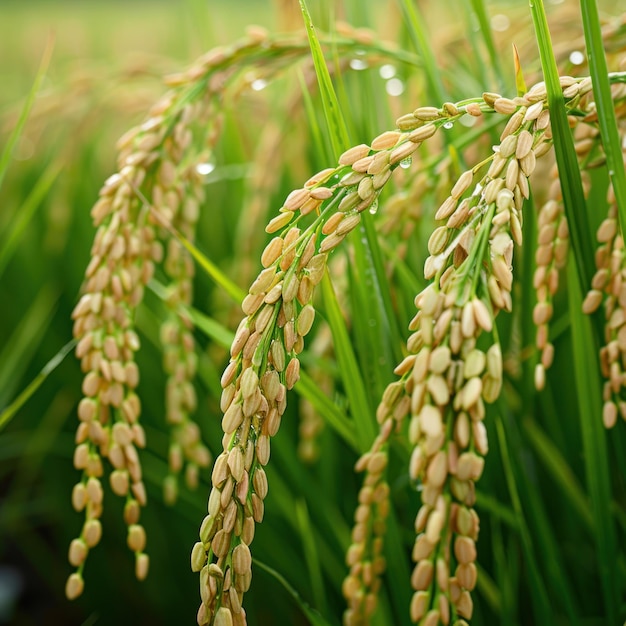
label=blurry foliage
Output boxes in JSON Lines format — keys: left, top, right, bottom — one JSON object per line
{"left": 1, "top": 1, "right": 626, "bottom": 625}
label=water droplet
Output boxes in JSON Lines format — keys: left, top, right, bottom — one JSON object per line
{"left": 443, "top": 121, "right": 454, "bottom": 130}
{"left": 368, "top": 319, "right": 377, "bottom": 327}
{"left": 369, "top": 199, "right": 379, "bottom": 215}
{"left": 196, "top": 160, "right": 216, "bottom": 176}
{"left": 349, "top": 58, "right": 368, "bottom": 71}
{"left": 385, "top": 78, "right": 404, "bottom": 97}
{"left": 251, "top": 79, "right": 268, "bottom": 91}
{"left": 490, "top": 14, "right": 510, "bottom": 32}
{"left": 609, "top": 170, "right": 615, "bottom": 177}
{"left": 400, "top": 157, "right": 412, "bottom": 169}
{"left": 379, "top": 64, "right": 396, "bottom": 79}
{"left": 569, "top": 50, "right": 585, "bottom": 66}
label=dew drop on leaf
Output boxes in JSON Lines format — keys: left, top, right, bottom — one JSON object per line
{"left": 251, "top": 79, "right": 268, "bottom": 91}
{"left": 349, "top": 58, "right": 368, "bottom": 71}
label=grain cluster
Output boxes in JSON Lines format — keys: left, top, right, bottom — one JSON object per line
{"left": 64, "top": 10, "right": 626, "bottom": 623}
{"left": 341, "top": 75, "right": 603, "bottom": 625}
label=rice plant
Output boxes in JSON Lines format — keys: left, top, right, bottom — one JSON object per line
{"left": 2, "top": 0, "right": 626, "bottom": 624}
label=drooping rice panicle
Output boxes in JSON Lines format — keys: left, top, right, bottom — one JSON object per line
{"left": 583, "top": 181, "right": 626, "bottom": 429}
{"left": 59, "top": 1, "right": 626, "bottom": 617}
{"left": 67, "top": 23, "right": 422, "bottom": 599}
{"left": 192, "top": 96, "right": 468, "bottom": 625}
{"left": 532, "top": 188, "right": 568, "bottom": 390}
{"left": 159, "top": 142, "right": 213, "bottom": 504}
{"left": 341, "top": 74, "right": 611, "bottom": 625}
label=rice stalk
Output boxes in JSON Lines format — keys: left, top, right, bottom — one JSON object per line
{"left": 51, "top": 2, "right": 626, "bottom": 622}
{"left": 65, "top": 23, "right": 422, "bottom": 600}
{"left": 341, "top": 71, "right": 624, "bottom": 625}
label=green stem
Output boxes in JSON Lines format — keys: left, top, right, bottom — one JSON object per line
{"left": 580, "top": 0, "right": 626, "bottom": 235}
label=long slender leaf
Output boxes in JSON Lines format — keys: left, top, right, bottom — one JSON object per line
{"left": 469, "top": 0, "right": 505, "bottom": 90}
{"left": 299, "top": 0, "right": 351, "bottom": 159}
{"left": 532, "top": 1, "right": 619, "bottom": 619}
{"left": 255, "top": 559, "right": 335, "bottom": 626}
{"left": 396, "top": 0, "right": 446, "bottom": 103}
{"left": 580, "top": 0, "right": 626, "bottom": 233}
{"left": 298, "top": 69, "right": 334, "bottom": 167}
{"left": 296, "top": 499, "right": 328, "bottom": 617}
{"left": 0, "top": 36, "right": 54, "bottom": 193}
{"left": 502, "top": 412, "right": 580, "bottom": 623}
{"left": 495, "top": 415, "right": 552, "bottom": 621}
{"left": 491, "top": 520, "right": 516, "bottom": 623}
{"left": 132, "top": 184, "right": 246, "bottom": 303}
{"left": 185, "top": 305, "right": 235, "bottom": 351}
{"left": 567, "top": 260, "right": 620, "bottom": 623}
{"left": 0, "top": 286, "right": 58, "bottom": 407}
{"left": 166, "top": 227, "right": 245, "bottom": 303}
{"left": 296, "top": 371, "right": 358, "bottom": 451}
{"left": 522, "top": 418, "right": 593, "bottom": 531}
{"left": 475, "top": 562, "right": 501, "bottom": 616}
{"left": 300, "top": 0, "right": 402, "bottom": 433}
{"left": 0, "top": 339, "right": 76, "bottom": 433}
{"left": 320, "top": 273, "right": 376, "bottom": 452}
{"left": 529, "top": 0, "right": 594, "bottom": 292}
{"left": 347, "top": 225, "right": 401, "bottom": 402}
{"left": 0, "top": 161, "right": 62, "bottom": 280}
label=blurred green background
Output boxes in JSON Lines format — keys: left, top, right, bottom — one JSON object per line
{"left": 2, "top": 1, "right": 626, "bottom": 625}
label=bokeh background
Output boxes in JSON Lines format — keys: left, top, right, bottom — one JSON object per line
{"left": 2, "top": 1, "right": 625, "bottom": 625}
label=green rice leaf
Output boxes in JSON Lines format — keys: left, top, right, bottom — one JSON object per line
{"left": 167, "top": 227, "right": 245, "bottom": 303}
{"left": 0, "top": 286, "right": 58, "bottom": 408}
{"left": 580, "top": 0, "right": 626, "bottom": 235}
{"left": 185, "top": 306, "right": 234, "bottom": 351}
{"left": 0, "top": 36, "right": 54, "bottom": 193}
{"left": 495, "top": 415, "right": 552, "bottom": 620}
{"left": 299, "top": 0, "right": 351, "bottom": 159}
{"left": 475, "top": 562, "right": 501, "bottom": 615}
{"left": 295, "top": 499, "right": 328, "bottom": 617}
{"left": 254, "top": 560, "right": 335, "bottom": 626}
{"left": 296, "top": 371, "right": 358, "bottom": 451}
{"left": 0, "top": 339, "right": 76, "bottom": 433}
{"left": 522, "top": 418, "right": 593, "bottom": 531}
{"left": 320, "top": 273, "right": 376, "bottom": 452}
{"left": 0, "top": 161, "right": 62, "bottom": 280}
{"left": 529, "top": 0, "right": 594, "bottom": 291}
{"left": 396, "top": 0, "right": 445, "bottom": 102}
{"left": 469, "top": 0, "right": 505, "bottom": 89}
{"left": 134, "top": 184, "right": 245, "bottom": 303}
{"left": 567, "top": 260, "right": 620, "bottom": 622}
{"left": 298, "top": 69, "right": 334, "bottom": 166}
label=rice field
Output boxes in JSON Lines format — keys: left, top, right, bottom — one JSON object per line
{"left": 1, "top": 1, "right": 626, "bottom": 625}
